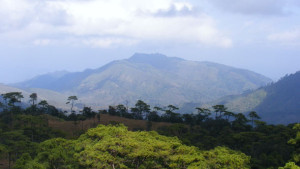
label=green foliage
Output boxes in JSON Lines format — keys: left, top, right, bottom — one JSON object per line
{"left": 288, "top": 124, "right": 300, "bottom": 165}
{"left": 0, "top": 143, "right": 7, "bottom": 158}
{"left": 0, "top": 90, "right": 298, "bottom": 169}
{"left": 14, "top": 138, "right": 79, "bottom": 169}
{"left": 202, "top": 146, "right": 250, "bottom": 169}
{"left": 288, "top": 124, "right": 300, "bottom": 145}
{"left": 279, "top": 162, "right": 300, "bottom": 169}
{"left": 21, "top": 124, "right": 250, "bottom": 169}
{"left": 158, "top": 122, "right": 295, "bottom": 169}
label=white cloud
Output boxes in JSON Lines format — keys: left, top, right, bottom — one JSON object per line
{"left": 83, "top": 38, "right": 138, "bottom": 48}
{"left": 33, "top": 39, "right": 52, "bottom": 46}
{"left": 0, "top": 0, "right": 232, "bottom": 48}
{"left": 268, "top": 29, "right": 300, "bottom": 45}
{"left": 208, "top": 0, "right": 288, "bottom": 15}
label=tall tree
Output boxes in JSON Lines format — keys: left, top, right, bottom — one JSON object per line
{"left": 81, "top": 106, "right": 96, "bottom": 119}
{"left": 38, "top": 100, "right": 48, "bottom": 109}
{"left": 116, "top": 104, "right": 128, "bottom": 117}
{"left": 29, "top": 93, "right": 37, "bottom": 106}
{"left": 248, "top": 111, "right": 260, "bottom": 127}
{"left": 163, "top": 105, "right": 182, "bottom": 123}
{"left": 212, "top": 105, "right": 227, "bottom": 119}
{"left": 224, "top": 111, "right": 235, "bottom": 121}
{"left": 0, "top": 101, "right": 3, "bottom": 110}
{"left": 232, "top": 113, "right": 249, "bottom": 131}
{"left": 131, "top": 100, "right": 150, "bottom": 120}
{"left": 195, "top": 107, "right": 211, "bottom": 123}
{"left": 1, "top": 92, "right": 23, "bottom": 128}
{"left": 66, "top": 96, "right": 78, "bottom": 113}
{"left": 108, "top": 106, "right": 119, "bottom": 116}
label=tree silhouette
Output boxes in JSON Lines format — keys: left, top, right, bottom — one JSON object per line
{"left": 66, "top": 96, "right": 78, "bottom": 113}
{"left": 116, "top": 104, "right": 128, "bottom": 117}
{"left": 29, "top": 93, "right": 37, "bottom": 106}
{"left": 0, "top": 101, "right": 3, "bottom": 110}
{"left": 1, "top": 92, "right": 24, "bottom": 108}
{"left": 195, "top": 107, "right": 211, "bottom": 123}
{"left": 131, "top": 100, "right": 150, "bottom": 120}
{"left": 224, "top": 111, "right": 235, "bottom": 121}
{"left": 38, "top": 100, "right": 48, "bottom": 109}
{"left": 81, "top": 106, "right": 95, "bottom": 118}
{"left": 212, "top": 105, "right": 227, "bottom": 119}
{"left": 163, "top": 105, "right": 182, "bottom": 123}
{"left": 248, "top": 111, "right": 260, "bottom": 127}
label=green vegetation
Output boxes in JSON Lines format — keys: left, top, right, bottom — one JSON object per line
{"left": 15, "top": 124, "right": 250, "bottom": 169}
{"left": 0, "top": 91, "right": 299, "bottom": 169}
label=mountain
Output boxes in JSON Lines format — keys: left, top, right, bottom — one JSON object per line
{"left": 213, "top": 71, "right": 300, "bottom": 124}
{"left": 15, "top": 70, "right": 69, "bottom": 90}
{"left": 14, "top": 53, "right": 272, "bottom": 108}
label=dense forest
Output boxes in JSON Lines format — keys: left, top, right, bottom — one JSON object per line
{"left": 0, "top": 92, "right": 299, "bottom": 169}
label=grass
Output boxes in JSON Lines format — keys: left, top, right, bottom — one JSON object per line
{"left": 48, "top": 114, "right": 172, "bottom": 138}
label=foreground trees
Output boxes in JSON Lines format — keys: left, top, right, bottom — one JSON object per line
{"left": 17, "top": 124, "right": 250, "bottom": 169}
{"left": 0, "top": 92, "right": 299, "bottom": 168}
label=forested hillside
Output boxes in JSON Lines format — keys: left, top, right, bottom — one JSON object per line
{"left": 212, "top": 71, "right": 300, "bottom": 124}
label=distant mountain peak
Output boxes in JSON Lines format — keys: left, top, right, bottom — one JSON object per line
{"left": 46, "top": 70, "right": 69, "bottom": 78}
{"left": 127, "top": 53, "right": 184, "bottom": 70}
{"left": 129, "top": 53, "right": 183, "bottom": 62}
{"left": 130, "top": 53, "right": 167, "bottom": 59}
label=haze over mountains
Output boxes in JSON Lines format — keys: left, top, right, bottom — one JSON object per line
{"left": 212, "top": 71, "right": 300, "bottom": 124}
{"left": 0, "top": 83, "right": 69, "bottom": 109}
{"left": 13, "top": 53, "right": 271, "bottom": 109}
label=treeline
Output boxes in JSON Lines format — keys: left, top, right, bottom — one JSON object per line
{"left": 0, "top": 92, "right": 261, "bottom": 128}
{"left": 0, "top": 92, "right": 299, "bottom": 169}
{"left": 100, "top": 100, "right": 260, "bottom": 127}
{"left": 95, "top": 100, "right": 300, "bottom": 169}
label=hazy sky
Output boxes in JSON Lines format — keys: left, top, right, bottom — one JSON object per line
{"left": 1, "top": 0, "right": 300, "bottom": 83}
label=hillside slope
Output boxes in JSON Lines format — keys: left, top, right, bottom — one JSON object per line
{"left": 14, "top": 53, "right": 272, "bottom": 108}
{"left": 214, "top": 71, "right": 300, "bottom": 124}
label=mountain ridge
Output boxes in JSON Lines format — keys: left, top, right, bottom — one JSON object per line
{"left": 209, "top": 71, "right": 300, "bottom": 124}
{"left": 13, "top": 53, "right": 272, "bottom": 108}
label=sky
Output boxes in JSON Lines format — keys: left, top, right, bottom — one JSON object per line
{"left": 0, "top": 0, "right": 300, "bottom": 84}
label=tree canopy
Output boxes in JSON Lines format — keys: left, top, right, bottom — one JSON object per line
{"left": 18, "top": 124, "right": 251, "bottom": 169}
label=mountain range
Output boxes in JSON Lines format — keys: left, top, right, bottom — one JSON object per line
{"left": 12, "top": 53, "right": 271, "bottom": 109}
{"left": 210, "top": 71, "right": 300, "bottom": 124}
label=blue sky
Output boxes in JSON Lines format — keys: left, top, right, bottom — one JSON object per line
{"left": 0, "top": 0, "right": 300, "bottom": 83}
